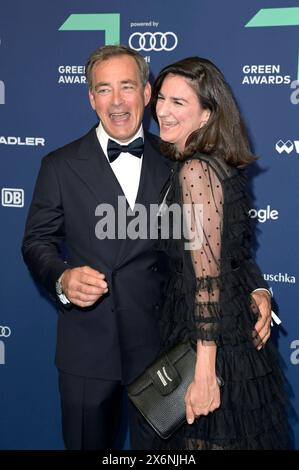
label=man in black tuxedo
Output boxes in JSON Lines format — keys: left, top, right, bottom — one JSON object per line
{"left": 22, "top": 45, "right": 171, "bottom": 450}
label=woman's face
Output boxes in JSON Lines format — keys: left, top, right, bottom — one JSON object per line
{"left": 156, "top": 74, "right": 210, "bottom": 153}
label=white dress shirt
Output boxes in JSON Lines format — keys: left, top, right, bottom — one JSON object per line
{"left": 96, "top": 123, "right": 143, "bottom": 210}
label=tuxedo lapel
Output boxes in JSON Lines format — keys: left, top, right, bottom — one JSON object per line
{"left": 65, "top": 128, "right": 129, "bottom": 267}
{"left": 136, "top": 132, "right": 171, "bottom": 207}
{"left": 66, "top": 127, "right": 126, "bottom": 207}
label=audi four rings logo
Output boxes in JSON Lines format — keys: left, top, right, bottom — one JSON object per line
{"left": 0, "top": 326, "right": 11, "bottom": 338}
{"left": 129, "top": 32, "right": 178, "bottom": 51}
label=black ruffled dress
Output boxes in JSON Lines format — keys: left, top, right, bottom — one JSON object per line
{"left": 155, "top": 154, "right": 290, "bottom": 450}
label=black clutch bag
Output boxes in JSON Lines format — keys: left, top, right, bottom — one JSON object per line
{"left": 127, "top": 341, "right": 224, "bottom": 440}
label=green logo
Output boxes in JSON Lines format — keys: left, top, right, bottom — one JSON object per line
{"left": 59, "top": 13, "right": 120, "bottom": 45}
{"left": 245, "top": 7, "right": 299, "bottom": 79}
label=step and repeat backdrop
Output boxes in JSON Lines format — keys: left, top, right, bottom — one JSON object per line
{"left": 0, "top": 0, "right": 298, "bottom": 449}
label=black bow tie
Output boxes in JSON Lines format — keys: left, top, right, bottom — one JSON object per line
{"left": 107, "top": 137, "right": 144, "bottom": 163}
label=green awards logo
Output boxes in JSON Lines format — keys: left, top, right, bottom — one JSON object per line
{"left": 246, "top": 7, "right": 299, "bottom": 80}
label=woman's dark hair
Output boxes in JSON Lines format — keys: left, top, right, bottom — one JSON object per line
{"left": 151, "top": 57, "right": 256, "bottom": 167}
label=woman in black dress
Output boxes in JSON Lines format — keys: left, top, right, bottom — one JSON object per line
{"left": 151, "top": 57, "right": 290, "bottom": 449}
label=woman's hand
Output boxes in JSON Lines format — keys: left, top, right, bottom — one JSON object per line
{"left": 185, "top": 340, "right": 221, "bottom": 424}
{"left": 185, "top": 375, "right": 221, "bottom": 424}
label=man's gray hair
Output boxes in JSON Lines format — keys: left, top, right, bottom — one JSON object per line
{"left": 85, "top": 45, "right": 149, "bottom": 90}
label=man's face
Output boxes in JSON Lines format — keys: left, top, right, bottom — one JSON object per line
{"left": 89, "top": 55, "right": 151, "bottom": 142}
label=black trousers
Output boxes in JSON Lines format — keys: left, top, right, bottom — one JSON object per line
{"left": 58, "top": 371, "right": 156, "bottom": 450}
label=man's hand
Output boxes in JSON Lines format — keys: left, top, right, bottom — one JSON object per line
{"left": 61, "top": 266, "right": 108, "bottom": 307}
{"left": 251, "top": 290, "right": 272, "bottom": 350}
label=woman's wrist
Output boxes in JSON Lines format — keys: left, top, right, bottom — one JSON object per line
{"left": 195, "top": 339, "right": 217, "bottom": 381}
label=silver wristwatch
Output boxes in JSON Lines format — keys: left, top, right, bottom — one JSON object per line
{"left": 55, "top": 274, "right": 70, "bottom": 305}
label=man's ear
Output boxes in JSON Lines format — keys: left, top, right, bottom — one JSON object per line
{"left": 88, "top": 89, "right": 96, "bottom": 111}
{"left": 143, "top": 82, "right": 151, "bottom": 106}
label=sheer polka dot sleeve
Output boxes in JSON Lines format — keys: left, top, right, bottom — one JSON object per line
{"left": 179, "top": 159, "right": 223, "bottom": 343}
